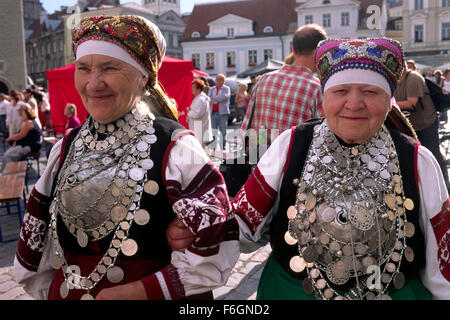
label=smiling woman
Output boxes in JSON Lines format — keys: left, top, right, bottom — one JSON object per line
{"left": 14, "top": 15, "right": 240, "bottom": 301}
{"left": 226, "top": 38, "right": 450, "bottom": 300}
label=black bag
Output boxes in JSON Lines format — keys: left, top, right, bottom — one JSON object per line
{"left": 424, "top": 78, "right": 450, "bottom": 112}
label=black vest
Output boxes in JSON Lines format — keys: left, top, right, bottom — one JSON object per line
{"left": 51, "top": 116, "right": 186, "bottom": 261}
{"left": 269, "top": 119, "right": 425, "bottom": 287}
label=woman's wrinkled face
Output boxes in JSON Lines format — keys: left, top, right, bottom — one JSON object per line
{"left": 75, "top": 54, "right": 147, "bottom": 124}
{"left": 323, "top": 84, "right": 391, "bottom": 144}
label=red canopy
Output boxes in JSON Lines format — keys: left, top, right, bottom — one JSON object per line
{"left": 192, "top": 69, "right": 209, "bottom": 78}
{"left": 46, "top": 56, "right": 200, "bottom": 133}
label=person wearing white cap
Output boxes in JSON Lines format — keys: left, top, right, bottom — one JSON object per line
{"left": 168, "top": 38, "right": 450, "bottom": 300}
{"left": 14, "top": 15, "right": 240, "bottom": 300}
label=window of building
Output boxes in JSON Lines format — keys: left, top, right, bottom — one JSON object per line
{"left": 414, "top": 0, "right": 423, "bottom": 10}
{"left": 305, "top": 15, "right": 313, "bottom": 24}
{"left": 173, "top": 34, "right": 178, "bottom": 47}
{"left": 227, "top": 28, "right": 235, "bottom": 38}
{"left": 323, "top": 0, "right": 330, "bottom": 3}
{"left": 192, "top": 53, "right": 200, "bottom": 69}
{"left": 443, "top": 0, "right": 450, "bottom": 7}
{"left": 442, "top": 22, "right": 450, "bottom": 40}
{"left": 227, "top": 51, "right": 236, "bottom": 68}
{"left": 53, "top": 41, "right": 57, "bottom": 53}
{"left": 414, "top": 24, "right": 424, "bottom": 42}
{"left": 248, "top": 49, "right": 257, "bottom": 66}
{"left": 323, "top": 14, "right": 331, "bottom": 27}
{"left": 206, "top": 52, "right": 215, "bottom": 69}
{"left": 263, "top": 26, "right": 273, "bottom": 33}
{"left": 264, "top": 49, "right": 273, "bottom": 61}
{"left": 168, "top": 33, "right": 174, "bottom": 48}
{"left": 59, "top": 39, "right": 64, "bottom": 51}
{"left": 341, "top": 12, "right": 350, "bottom": 26}
{"left": 0, "top": 61, "right": 5, "bottom": 73}
{"left": 191, "top": 31, "right": 200, "bottom": 38}
{"left": 395, "top": 19, "right": 403, "bottom": 30}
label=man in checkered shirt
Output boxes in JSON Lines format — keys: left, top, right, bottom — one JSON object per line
{"left": 241, "top": 25, "right": 327, "bottom": 143}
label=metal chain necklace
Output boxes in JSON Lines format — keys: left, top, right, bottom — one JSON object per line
{"left": 285, "top": 120, "right": 416, "bottom": 300}
{"left": 49, "top": 103, "right": 160, "bottom": 300}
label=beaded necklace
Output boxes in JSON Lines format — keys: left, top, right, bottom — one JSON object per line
{"left": 285, "top": 120, "right": 416, "bottom": 300}
{"left": 49, "top": 104, "right": 160, "bottom": 300}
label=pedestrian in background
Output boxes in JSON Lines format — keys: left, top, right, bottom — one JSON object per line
{"left": 208, "top": 74, "right": 230, "bottom": 151}
{"left": 64, "top": 103, "right": 81, "bottom": 130}
{"left": 6, "top": 90, "right": 24, "bottom": 137}
{"left": 235, "top": 83, "right": 250, "bottom": 123}
{"left": 439, "top": 68, "right": 450, "bottom": 93}
{"left": 247, "top": 75, "right": 257, "bottom": 94}
{"left": 434, "top": 70, "right": 444, "bottom": 85}
{"left": 0, "top": 93, "right": 10, "bottom": 137}
{"left": 4, "top": 103, "right": 42, "bottom": 166}
{"left": 23, "top": 88, "right": 42, "bottom": 129}
{"left": 394, "top": 61, "right": 450, "bottom": 190}
{"left": 199, "top": 76, "right": 210, "bottom": 95}
{"left": 187, "top": 78, "right": 212, "bottom": 147}
{"left": 407, "top": 59, "right": 417, "bottom": 71}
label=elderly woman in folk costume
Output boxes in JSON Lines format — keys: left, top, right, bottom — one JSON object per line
{"left": 14, "top": 15, "right": 240, "bottom": 300}
{"left": 168, "top": 38, "right": 450, "bottom": 299}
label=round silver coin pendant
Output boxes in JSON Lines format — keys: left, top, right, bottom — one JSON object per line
{"left": 144, "top": 180, "right": 159, "bottom": 195}
{"left": 121, "top": 238, "right": 138, "bottom": 256}
{"left": 129, "top": 168, "right": 145, "bottom": 181}
{"left": 50, "top": 254, "right": 64, "bottom": 270}
{"left": 107, "top": 266, "right": 125, "bottom": 284}
{"left": 77, "top": 230, "right": 89, "bottom": 248}
{"left": 60, "top": 281, "right": 69, "bottom": 299}
{"left": 80, "top": 293, "right": 95, "bottom": 300}
{"left": 111, "top": 205, "right": 127, "bottom": 222}
{"left": 141, "top": 159, "right": 154, "bottom": 170}
{"left": 134, "top": 209, "right": 150, "bottom": 226}
{"left": 136, "top": 141, "right": 149, "bottom": 152}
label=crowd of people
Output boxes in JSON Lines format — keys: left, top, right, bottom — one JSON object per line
{"left": 2, "top": 13, "right": 447, "bottom": 301}
{"left": 0, "top": 85, "right": 86, "bottom": 168}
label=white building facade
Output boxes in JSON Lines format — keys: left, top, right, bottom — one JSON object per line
{"left": 402, "top": 0, "right": 450, "bottom": 66}
{"left": 296, "top": 0, "right": 388, "bottom": 39}
{"left": 181, "top": 0, "right": 389, "bottom": 77}
{"left": 182, "top": 13, "right": 293, "bottom": 77}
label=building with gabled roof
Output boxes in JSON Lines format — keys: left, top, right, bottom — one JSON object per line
{"left": 181, "top": 0, "right": 298, "bottom": 77}
{"left": 181, "top": 0, "right": 389, "bottom": 77}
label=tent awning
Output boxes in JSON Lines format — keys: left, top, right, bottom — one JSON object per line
{"left": 435, "top": 62, "right": 450, "bottom": 70}
{"left": 237, "top": 58, "right": 284, "bottom": 78}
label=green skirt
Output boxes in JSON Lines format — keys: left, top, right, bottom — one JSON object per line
{"left": 257, "top": 254, "right": 432, "bottom": 300}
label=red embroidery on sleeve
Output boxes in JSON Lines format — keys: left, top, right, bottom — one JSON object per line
{"left": 430, "top": 198, "right": 450, "bottom": 282}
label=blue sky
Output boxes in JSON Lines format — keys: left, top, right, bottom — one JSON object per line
{"left": 40, "top": 0, "right": 219, "bottom": 15}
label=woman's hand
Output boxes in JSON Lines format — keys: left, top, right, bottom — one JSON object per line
{"left": 166, "top": 218, "right": 195, "bottom": 252}
{"left": 95, "top": 280, "right": 147, "bottom": 300}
